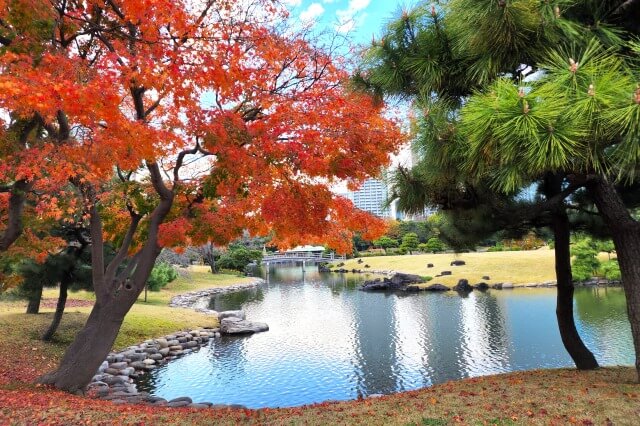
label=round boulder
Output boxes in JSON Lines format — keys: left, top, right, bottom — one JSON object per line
{"left": 474, "top": 282, "right": 490, "bottom": 291}
{"left": 453, "top": 279, "right": 473, "bottom": 292}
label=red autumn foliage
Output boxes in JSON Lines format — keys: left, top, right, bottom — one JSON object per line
{"left": 0, "top": 0, "right": 404, "bottom": 260}
{"left": 0, "top": 0, "right": 404, "bottom": 392}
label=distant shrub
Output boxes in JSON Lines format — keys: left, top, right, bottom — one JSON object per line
{"left": 147, "top": 262, "right": 178, "bottom": 291}
{"left": 571, "top": 237, "right": 600, "bottom": 281}
{"left": 218, "top": 246, "right": 262, "bottom": 272}
{"left": 400, "top": 233, "right": 419, "bottom": 254}
{"left": 600, "top": 259, "right": 621, "bottom": 280}
{"left": 420, "top": 276, "right": 433, "bottom": 282}
{"left": 425, "top": 237, "right": 445, "bottom": 253}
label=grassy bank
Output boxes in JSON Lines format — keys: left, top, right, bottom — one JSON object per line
{"left": 335, "top": 249, "right": 561, "bottom": 286}
{"left": 2, "top": 267, "right": 253, "bottom": 351}
{"left": 2, "top": 264, "right": 639, "bottom": 425}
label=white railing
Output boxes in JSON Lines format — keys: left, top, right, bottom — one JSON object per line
{"left": 262, "top": 252, "right": 345, "bottom": 262}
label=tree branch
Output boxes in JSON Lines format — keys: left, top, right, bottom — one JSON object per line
{"left": 173, "top": 145, "right": 200, "bottom": 183}
{"left": 87, "top": 192, "right": 108, "bottom": 301}
{"left": 56, "top": 110, "right": 71, "bottom": 141}
{"left": 104, "top": 210, "right": 142, "bottom": 284}
{"left": 614, "top": 0, "right": 640, "bottom": 15}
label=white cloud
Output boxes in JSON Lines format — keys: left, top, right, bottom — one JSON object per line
{"left": 335, "top": 0, "right": 370, "bottom": 33}
{"left": 283, "top": 0, "right": 302, "bottom": 6}
{"left": 300, "top": 3, "right": 326, "bottom": 23}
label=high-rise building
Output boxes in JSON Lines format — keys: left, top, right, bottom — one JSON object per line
{"left": 344, "top": 178, "right": 390, "bottom": 218}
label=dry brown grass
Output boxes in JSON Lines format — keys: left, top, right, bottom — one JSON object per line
{"left": 336, "top": 249, "right": 558, "bottom": 286}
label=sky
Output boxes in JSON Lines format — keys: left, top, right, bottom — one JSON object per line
{"left": 283, "top": 0, "right": 415, "bottom": 177}
{"left": 283, "top": 0, "right": 408, "bottom": 46}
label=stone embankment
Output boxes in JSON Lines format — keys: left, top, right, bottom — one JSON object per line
{"left": 169, "top": 278, "right": 264, "bottom": 314}
{"left": 89, "top": 328, "right": 226, "bottom": 407}
{"left": 88, "top": 278, "right": 268, "bottom": 408}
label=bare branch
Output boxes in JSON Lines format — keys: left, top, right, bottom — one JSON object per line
{"left": 173, "top": 145, "right": 200, "bottom": 183}
{"left": 614, "top": 0, "right": 640, "bottom": 15}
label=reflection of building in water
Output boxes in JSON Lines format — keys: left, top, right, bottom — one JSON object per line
{"left": 350, "top": 292, "right": 402, "bottom": 395}
{"left": 391, "top": 291, "right": 512, "bottom": 387}
{"left": 345, "top": 288, "right": 516, "bottom": 394}
{"left": 458, "top": 292, "right": 511, "bottom": 377}
{"left": 406, "top": 294, "right": 467, "bottom": 385}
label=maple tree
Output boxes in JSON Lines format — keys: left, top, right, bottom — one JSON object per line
{"left": 0, "top": 0, "right": 403, "bottom": 392}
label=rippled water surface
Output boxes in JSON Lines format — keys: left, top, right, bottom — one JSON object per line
{"left": 136, "top": 267, "right": 633, "bottom": 408}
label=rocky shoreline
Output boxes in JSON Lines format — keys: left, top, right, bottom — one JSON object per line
{"left": 87, "top": 277, "right": 267, "bottom": 408}
{"left": 353, "top": 272, "right": 621, "bottom": 293}
{"left": 168, "top": 277, "right": 264, "bottom": 314}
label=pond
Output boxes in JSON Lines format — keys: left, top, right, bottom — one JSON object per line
{"left": 136, "top": 267, "right": 633, "bottom": 408}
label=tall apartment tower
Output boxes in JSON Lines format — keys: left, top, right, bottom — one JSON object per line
{"left": 345, "top": 178, "right": 391, "bottom": 218}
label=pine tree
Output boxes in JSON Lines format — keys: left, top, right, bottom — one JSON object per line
{"left": 356, "top": 0, "right": 640, "bottom": 374}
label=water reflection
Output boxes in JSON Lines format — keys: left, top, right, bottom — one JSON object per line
{"left": 136, "top": 267, "right": 634, "bottom": 408}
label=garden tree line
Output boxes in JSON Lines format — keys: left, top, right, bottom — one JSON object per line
{"left": 364, "top": 217, "right": 448, "bottom": 254}
{"left": 356, "top": 0, "right": 640, "bottom": 375}
{"left": 157, "top": 235, "right": 268, "bottom": 273}
{"left": 367, "top": 219, "right": 550, "bottom": 255}
{"left": 0, "top": 0, "right": 403, "bottom": 392}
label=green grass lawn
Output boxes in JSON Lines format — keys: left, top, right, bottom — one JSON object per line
{"left": 335, "top": 249, "right": 560, "bottom": 286}
{"left": 8, "top": 266, "right": 254, "bottom": 350}
{"left": 40, "top": 265, "right": 251, "bottom": 306}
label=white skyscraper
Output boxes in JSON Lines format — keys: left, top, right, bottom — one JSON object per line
{"left": 345, "top": 178, "right": 390, "bottom": 218}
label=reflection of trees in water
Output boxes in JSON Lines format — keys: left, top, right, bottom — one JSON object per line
{"left": 134, "top": 364, "right": 160, "bottom": 393}
{"left": 573, "top": 287, "right": 632, "bottom": 363}
{"left": 574, "top": 287, "right": 627, "bottom": 324}
{"left": 136, "top": 268, "right": 635, "bottom": 406}
{"left": 208, "top": 288, "right": 264, "bottom": 311}
{"left": 321, "top": 272, "right": 361, "bottom": 295}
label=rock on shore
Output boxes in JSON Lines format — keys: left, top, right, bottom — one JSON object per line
{"left": 360, "top": 273, "right": 424, "bottom": 292}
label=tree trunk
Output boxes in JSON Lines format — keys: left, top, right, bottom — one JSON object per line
{"left": 207, "top": 253, "right": 217, "bottom": 274}
{"left": 588, "top": 179, "right": 640, "bottom": 381}
{"left": 543, "top": 173, "right": 598, "bottom": 370}
{"left": 0, "top": 180, "right": 30, "bottom": 252}
{"left": 551, "top": 208, "right": 599, "bottom": 369}
{"left": 40, "top": 168, "right": 169, "bottom": 392}
{"left": 26, "top": 282, "right": 43, "bottom": 314}
{"left": 38, "top": 296, "right": 133, "bottom": 393}
{"left": 42, "top": 278, "right": 69, "bottom": 341}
